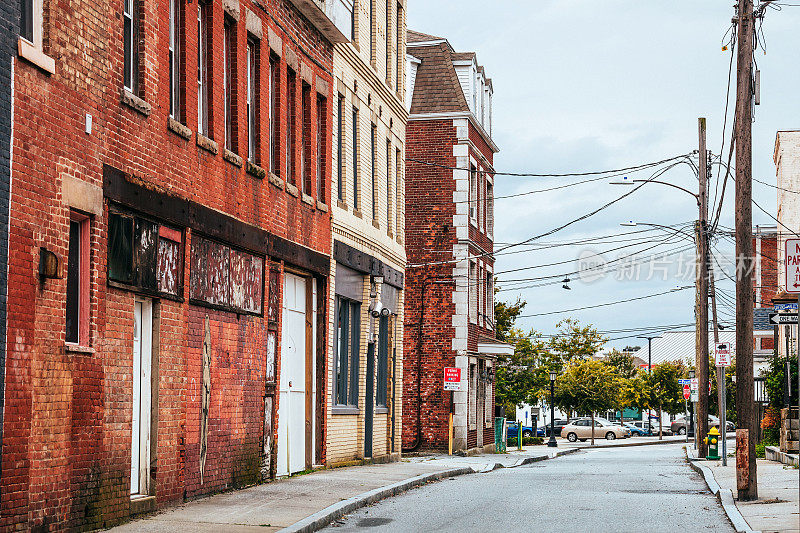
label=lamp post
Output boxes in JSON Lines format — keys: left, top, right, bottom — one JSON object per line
{"left": 548, "top": 370, "right": 558, "bottom": 448}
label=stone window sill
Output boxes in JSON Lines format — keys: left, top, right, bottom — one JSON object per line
{"left": 301, "top": 193, "right": 314, "bottom": 206}
{"left": 286, "top": 182, "right": 299, "bottom": 197}
{"left": 337, "top": 199, "right": 348, "bottom": 210}
{"left": 353, "top": 209, "right": 363, "bottom": 219}
{"left": 269, "top": 173, "right": 285, "bottom": 189}
{"left": 18, "top": 37, "right": 55, "bottom": 74}
{"left": 167, "top": 117, "right": 192, "bottom": 140}
{"left": 120, "top": 89, "right": 151, "bottom": 117}
{"left": 375, "top": 407, "right": 389, "bottom": 415}
{"left": 246, "top": 160, "right": 266, "bottom": 179}
{"left": 316, "top": 200, "right": 329, "bottom": 212}
{"left": 197, "top": 133, "right": 219, "bottom": 155}
{"left": 387, "top": 230, "right": 394, "bottom": 239}
{"left": 65, "top": 343, "right": 95, "bottom": 355}
{"left": 372, "top": 219, "right": 380, "bottom": 230}
{"left": 332, "top": 406, "right": 360, "bottom": 415}
{"left": 224, "top": 149, "right": 243, "bottom": 167}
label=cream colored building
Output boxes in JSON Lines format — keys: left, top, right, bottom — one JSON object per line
{"left": 325, "top": 0, "right": 407, "bottom": 464}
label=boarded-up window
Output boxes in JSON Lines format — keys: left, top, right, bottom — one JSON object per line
{"left": 108, "top": 210, "right": 183, "bottom": 298}
{"left": 190, "top": 235, "right": 263, "bottom": 314}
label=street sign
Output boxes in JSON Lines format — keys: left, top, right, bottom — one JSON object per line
{"left": 683, "top": 384, "right": 691, "bottom": 400}
{"left": 769, "top": 313, "right": 798, "bottom": 325}
{"left": 715, "top": 342, "right": 732, "bottom": 367}
{"left": 690, "top": 378, "right": 699, "bottom": 402}
{"left": 774, "top": 303, "right": 798, "bottom": 311}
{"left": 785, "top": 239, "right": 800, "bottom": 294}
{"left": 443, "top": 367, "right": 463, "bottom": 391}
{"left": 678, "top": 379, "right": 691, "bottom": 385}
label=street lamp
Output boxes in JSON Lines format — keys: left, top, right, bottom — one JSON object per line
{"left": 548, "top": 370, "right": 558, "bottom": 448}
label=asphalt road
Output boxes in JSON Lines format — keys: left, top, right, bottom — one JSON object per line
{"left": 324, "top": 444, "right": 733, "bottom": 533}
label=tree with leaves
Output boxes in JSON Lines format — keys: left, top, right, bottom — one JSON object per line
{"left": 495, "top": 328, "right": 550, "bottom": 416}
{"left": 604, "top": 350, "right": 638, "bottom": 379}
{"left": 555, "top": 359, "right": 620, "bottom": 444}
{"left": 548, "top": 318, "right": 607, "bottom": 363}
{"left": 494, "top": 296, "right": 525, "bottom": 343}
{"left": 649, "top": 362, "right": 684, "bottom": 439}
{"left": 619, "top": 370, "right": 652, "bottom": 425}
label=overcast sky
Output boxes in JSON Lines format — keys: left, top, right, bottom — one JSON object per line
{"left": 407, "top": 1, "right": 800, "bottom": 351}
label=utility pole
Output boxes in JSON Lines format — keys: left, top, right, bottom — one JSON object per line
{"left": 638, "top": 336, "right": 656, "bottom": 433}
{"left": 709, "top": 258, "right": 727, "bottom": 465}
{"left": 696, "top": 117, "right": 710, "bottom": 458}
{"left": 734, "top": 0, "right": 758, "bottom": 501}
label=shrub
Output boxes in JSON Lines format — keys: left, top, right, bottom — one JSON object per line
{"left": 755, "top": 442, "right": 766, "bottom": 458}
{"left": 761, "top": 406, "right": 781, "bottom": 445}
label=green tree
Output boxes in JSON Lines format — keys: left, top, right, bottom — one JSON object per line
{"left": 620, "top": 371, "right": 652, "bottom": 418}
{"left": 494, "top": 295, "right": 525, "bottom": 343}
{"left": 649, "top": 362, "right": 684, "bottom": 439}
{"left": 548, "top": 318, "right": 607, "bottom": 362}
{"left": 604, "top": 350, "right": 638, "bottom": 379}
{"left": 495, "top": 328, "right": 550, "bottom": 416}
{"left": 555, "top": 359, "right": 620, "bottom": 444}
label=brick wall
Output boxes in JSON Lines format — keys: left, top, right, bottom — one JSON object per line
{"left": 753, "top": 232, "right": 777, "bottom": 306}
{"left": 3, "top": 0, "right": 333, "bottom": 529}
{"left": 0, "top": 0, "right": 18, "bottom": 495}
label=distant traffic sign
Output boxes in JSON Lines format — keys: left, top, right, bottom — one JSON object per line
{"left": 785, "top": 239, "right": 800, "bottom": 294}
{"left": 769, "top": 313, "right": 798, "bottom": 325}
{"left": 683, "top": 384, "right": 691, "bottom": 400}
{"left": 678, "top": 379, "right": 691, "bottom": 385}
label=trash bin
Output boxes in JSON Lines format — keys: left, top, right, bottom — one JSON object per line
{"left": 494, "top": 417, "right": 507, "bottom": 453}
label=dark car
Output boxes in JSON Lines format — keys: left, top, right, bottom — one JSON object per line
{"left": 671, "top": 416, "right": 735, "bottom": 436}
{"left": 541, "top": 419, "right": 570, "bottom": 437}
{"left": 623, "top": 422, "right": 647, "bottom": 436}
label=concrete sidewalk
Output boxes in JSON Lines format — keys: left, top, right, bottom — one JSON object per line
{"left": 109, "top": 449, "right": 576, "bottom": 532}
{"left": 689, "top": 440, "right": 800, "bottom": 533}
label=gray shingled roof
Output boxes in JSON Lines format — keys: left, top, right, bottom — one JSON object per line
{"left": 406, "top": 39, "right": 469, "bottom": 115}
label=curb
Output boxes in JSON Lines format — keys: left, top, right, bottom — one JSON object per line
{"left": 684, "top": 447, "right": 760, "bottom": 533}
{"left": 584, "top": 438, "right": 686, "bottom": 450}
{"left": 278, "top": 448, "right": 579, "bottom": 533}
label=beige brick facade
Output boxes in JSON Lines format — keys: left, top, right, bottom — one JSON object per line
{"left": 326, "top": 0, "right": 407, "bottom": 465}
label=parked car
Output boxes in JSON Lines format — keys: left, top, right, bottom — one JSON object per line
{"left": 626, "top": 420, "right": 671, "bottom": 436}
{"left": 623, "top": 422, "right": 648, "bottom": 436}
{"left": 505, "top": 421, "right": 545, "bottom": 440}
{"left": 671, "top": 416, "right": 735, "bottom": 436}
{"left": 562, "top": 418, "right": 631, "bottom": 442}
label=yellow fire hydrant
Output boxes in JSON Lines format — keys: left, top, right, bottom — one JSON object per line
{"left": 704, "top": 426, "right": 720, "bottom": 460}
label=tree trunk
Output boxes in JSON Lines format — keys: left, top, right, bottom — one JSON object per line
{"left": 658, "top": 406, "right": 663, "bottom": 440}
{"left": 591, "top": 411, "right": 595, "bottom": 445}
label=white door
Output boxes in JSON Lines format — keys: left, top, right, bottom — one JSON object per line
{"left": 131, "top": 299, "right": 152, "bottom": 495}
{"left": 278, "top": 274, "right": 309, "bottom": 476}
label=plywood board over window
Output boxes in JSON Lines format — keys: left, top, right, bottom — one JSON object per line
{"left": 189, "top": 235, "right": 264, "bottom": 315}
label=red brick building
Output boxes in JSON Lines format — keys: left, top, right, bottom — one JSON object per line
{"left": 3, "top": 0, "right": 348, "bottom": 528}
{"left": 753, "top": 225, "right": 778, "bottom": 308}
{"left": 403, "top": 30, "right": 510, "bottom": 454}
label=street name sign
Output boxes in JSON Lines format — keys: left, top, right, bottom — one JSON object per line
{"left": 683, "top": 384, "right": 691, "bottom": 400}
{"left": 715, "top": 342, "right": 732, "bottom": 367}
{"left": 678, "top": 379, "right": 691, "bottom": 385}
{"left": 785, "top": 239, "right": 800, "bottom": 294}
{"left": 443, "top": 367, "right": 463, "bottom": 391}
{"left": 774, "top": 303, "right": 798, "bottom": 311}
{"left": 769, "top": 313, "right": 798, "bottom": 325}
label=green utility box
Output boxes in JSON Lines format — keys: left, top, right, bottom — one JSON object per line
{"left": 494, "top": 417, "right": 506, "bottom": 453}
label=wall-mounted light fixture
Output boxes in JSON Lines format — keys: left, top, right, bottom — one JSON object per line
{"left": 38, "top": 247, "right": 59, "bottom": 279}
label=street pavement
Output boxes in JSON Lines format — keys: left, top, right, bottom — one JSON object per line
{"left": 110, "top": 449, "right": 563, "bottom": 532}
{"left": 325, "top": 443, "right": 732, "bottom": 533}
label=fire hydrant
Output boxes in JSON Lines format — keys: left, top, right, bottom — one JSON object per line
{"left": 704, "top": 426, "right": 720, "bottom": 460}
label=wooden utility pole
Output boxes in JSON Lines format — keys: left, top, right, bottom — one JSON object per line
{"left": 734, "top": 0, "right": 758, "bottom": 501}
{"left": 696, "top": 117, "right": 710, "bottom": 458}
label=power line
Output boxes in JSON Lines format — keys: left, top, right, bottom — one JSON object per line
{"left": 516, "top": 286, "right": 693, "bottom": 318}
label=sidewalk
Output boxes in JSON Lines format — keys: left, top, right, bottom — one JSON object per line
{"left": 688, "top": 440, "right": 800, "bottom": 533}
{"left": 110, "top": 448, "right": 576, "bottom": 533}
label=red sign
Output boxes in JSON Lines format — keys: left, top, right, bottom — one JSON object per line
{"left": 683, "top": 384, "right": 691, "bottom": 400}
{"left": 785, "top": 239, "right": 800, "bottom": 294}
{"left": 444, "top": 367, "right": 463, "bottom": 391}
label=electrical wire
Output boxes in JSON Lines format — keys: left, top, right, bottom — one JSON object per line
{"left": 515, "top": 286, "right": 693, "bottom": 318}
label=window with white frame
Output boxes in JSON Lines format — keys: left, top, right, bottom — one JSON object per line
{"left": 20, "top": 0, "right": 34, "bottom": 43}
{"left": 469, "top": 163, "right": 477, "bottom": 222}
{"left": 484, "top": 362, "right": 493, "bottom": 428}
{"left": 477, "top": 264, "right": 484, "bottom": 327}
{"left": 170, "top": 0, "right": 183, "bottom": 120}
{"left": 468, "top": 362, "right": 477, "bottom": 430}
{"left": 469, "top": 260, "right": 477, "bottom": 324}
{"left": 124, "top": 0, "right": 139, "bottom": 94}
{"left": 247, "top": 37, "right": 260, "bottom": 162}
{"left": 478, "top": 168, "right": 484, "bottom": 232}
{"left": 223, "top": 16, "right": 237, "bottom": 151}
{"left": 487, "top": 178, "right": 494, "bottom": 239}
{"left": 197, "top": 1, "right": 211, "bottom": 136}
{"left": 485, "top": 270, "right": 493, "bottom": 329}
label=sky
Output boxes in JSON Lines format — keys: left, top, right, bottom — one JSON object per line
{"left": 407, "top": 1, "right": 800, "bottom": 351}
